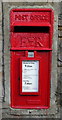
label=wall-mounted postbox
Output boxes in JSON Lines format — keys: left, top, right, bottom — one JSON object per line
{"left": 10, "top": 8, "right": 54, "bottom": 109}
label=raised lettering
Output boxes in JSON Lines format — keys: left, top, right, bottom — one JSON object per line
{"left": 15, "top": 14, "right": 48, "bottom": 21}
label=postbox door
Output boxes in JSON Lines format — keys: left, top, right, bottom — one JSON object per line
{"left": 10, "top": 8, "right": 54, "bottom": 109}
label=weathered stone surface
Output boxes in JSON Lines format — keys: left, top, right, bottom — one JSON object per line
{"left": 2, "top": 0, "right": 51, "bottom": 2}
{"left": 58, "top": 20, "right": 62, "bottom": 26}
{"left": 58, "top": 30, "right": 62, "bottom": 37}
{"left": 0, "top": 2, "right": 3, "bottom": 120}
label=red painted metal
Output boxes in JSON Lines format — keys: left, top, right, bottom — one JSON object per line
{"left": 10, "top": 8, "right": 54, "bottom": 109}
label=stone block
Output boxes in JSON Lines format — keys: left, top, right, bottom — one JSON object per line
{"left": 58, "top": 20, "right": 62, "bottom": 26}
{"left": 58, "top": 30, "right": 62, "bottom": 37}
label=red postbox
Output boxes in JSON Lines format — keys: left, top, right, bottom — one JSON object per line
{"left": 10, "top": 8, "right": 54, "bottom": 109}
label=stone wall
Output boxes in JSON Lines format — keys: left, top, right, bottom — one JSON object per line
{"left": 58, "top": 1, "right": 62, "bottom": 118}
{"left": 1, "top": 1, "right": 62, "bottom": 119}
{"left": 0, "top": 2, "right": 2, "bottom": 120}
